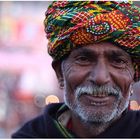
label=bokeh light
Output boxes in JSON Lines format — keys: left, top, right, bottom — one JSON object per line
{"left": 45, "top": 95, "right": 60, "bottom": 105}
{"left": 130, "top": 100, "right": 140, "bottom": 111}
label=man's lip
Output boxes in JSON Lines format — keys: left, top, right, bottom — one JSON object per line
{"left": 81, "top": 94, "right": 111, "bottom": 106}
{"left": 84, "top": 94, "right": 110, "bottom": 102}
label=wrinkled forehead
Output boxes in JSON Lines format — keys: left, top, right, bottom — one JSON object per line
{"left": 68, "top": 42, "right": 132, "bottom": 60}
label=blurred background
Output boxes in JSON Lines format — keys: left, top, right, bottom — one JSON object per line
{"left": 0, "top": 1, "right": 140, "bottom": 138}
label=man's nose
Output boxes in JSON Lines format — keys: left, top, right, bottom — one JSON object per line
{"left": 88, "top": 60, "right": 111, "bottom": 86}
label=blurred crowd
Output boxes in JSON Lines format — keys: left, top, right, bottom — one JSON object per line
{"left": 0, "top": 1, "right": 61, "bottom": 138}
{"left": 0, "top": 70, "right": 63, "bottom": 138}
{"left": 0, "top": 71, "right": 41, "bottom": 137}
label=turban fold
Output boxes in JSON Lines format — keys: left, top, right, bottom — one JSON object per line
{"left": 44, "top": 1, "right": 140, "bottom": 81}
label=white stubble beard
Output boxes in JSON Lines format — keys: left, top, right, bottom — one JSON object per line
{"left": 63, "top": 80, "right": 131, "bottom": 124}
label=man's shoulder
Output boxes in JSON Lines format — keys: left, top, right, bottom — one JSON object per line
{"left": 98, "top": 110, "right": 140, "bottom": 138}
{"left": 128, "top": 110, "right": 140, "bottom": 118}
{"left": 127, "top": 110, "right": 140, "bottom": 137}
{"left": 126, "top": 110, "right": 140, "bottom": 124}
{"left": 129, "top": 110, "right": 140, "bottom": 124}
{"left": 12, "top": 114, "right": 46, "bottom": 138}
{"left": 11, "top": 103, "right": 64, "bottom": 138}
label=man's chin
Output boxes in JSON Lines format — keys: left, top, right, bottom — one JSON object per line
{"left": 65, "top": 101, "right": 117, "bottom": 123}
{"left": 64, "top": 95, "right": 128, "bottom": 124}
{"left": 74, "top": 104, "right": 118, "bottom": 123}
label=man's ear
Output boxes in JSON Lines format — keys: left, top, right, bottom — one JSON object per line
{"left": 52, "top": 60, "right": 64, "bottom": 89}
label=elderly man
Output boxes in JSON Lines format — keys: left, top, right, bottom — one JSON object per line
{"left": 12, "top": 1, "right": 140, "bottom": 138}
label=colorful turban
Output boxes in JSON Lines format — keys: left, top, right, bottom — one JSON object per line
{"left": 44, "top": 1, "right": 140, "bottom": 81}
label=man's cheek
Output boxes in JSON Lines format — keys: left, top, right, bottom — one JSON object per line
{"left": 114, "top": 72, "right": 133, "bottom": 97}
{"left": 64, "top": 73, "right": 81, "bottom": 91}
{"left": 66, "top": 69, "right": 89, "bottom": 90}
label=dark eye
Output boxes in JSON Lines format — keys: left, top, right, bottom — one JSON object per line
{"left": 114, "top": 58, "right": 125, "bottom": 64}
{"left": 111, "top": 57, "right": 127, "bottom": 68}
{"left": 75, "top": 56, "right": 90, "bottom": 65}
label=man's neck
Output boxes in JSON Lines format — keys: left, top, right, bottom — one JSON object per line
{"left": 71, "top": 113, "right": 119, "bottom": 138}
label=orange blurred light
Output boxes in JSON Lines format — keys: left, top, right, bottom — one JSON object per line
{"left": 45, "top": 95, "right": 59, "bottom": 105}
{"left": 130, "top": 100, "right": 140, "bottom": 110}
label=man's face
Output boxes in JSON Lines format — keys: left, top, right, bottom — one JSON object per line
{"left": 59, "top": 42, "right": 134, "bottom": 123}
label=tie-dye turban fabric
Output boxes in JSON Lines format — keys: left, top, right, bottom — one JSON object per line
{"left": 44, "top": 1, "right": 140, "bottom": 81}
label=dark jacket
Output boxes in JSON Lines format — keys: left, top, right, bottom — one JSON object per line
{"left": 12, "top": 103, "right": 140, "bottom": 138}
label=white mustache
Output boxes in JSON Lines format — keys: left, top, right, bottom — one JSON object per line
{"left": 75, "top": 84, "right": 121, "bottom": 98}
